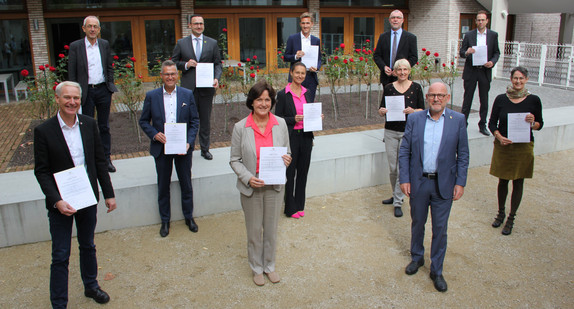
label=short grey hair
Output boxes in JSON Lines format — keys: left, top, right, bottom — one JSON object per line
{"left": 55, "top": 81, "right": 82, "bottom": 97}
{"left": 83, "top": 16, "right": 100, "bottom": 27}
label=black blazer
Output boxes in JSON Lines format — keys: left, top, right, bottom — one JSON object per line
{"left": 68, "top": 38, "right": 118, "bottom": 105}
{"left": 34, "top": 115, "right": 115, "bottom": 212}
{"left": 459, "top": 29, "right": 500, "bottom": 82}
{"left": 373, "top": 30, "right": 418, "bottom": 85}
{"left": 275, "top": 88, "right": 314, "bottom": 138}
{"left": 172, "top": 35, "right": 223, "bottom": 96}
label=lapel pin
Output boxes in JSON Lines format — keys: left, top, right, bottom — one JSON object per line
{"left": 450, "top": 116, "right": 452, "bottom": 119}
{"left": 182, "top": 103, "right": 187, "bottom": 107}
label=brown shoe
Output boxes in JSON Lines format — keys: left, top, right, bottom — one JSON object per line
{"left": 253, "top": 273, "right": 265, "bottom": 286}
{"left": 265, "top": 271, "right": 280, "bottom": 283}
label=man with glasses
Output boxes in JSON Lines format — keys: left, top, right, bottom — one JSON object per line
{"left": 399, "top": 82, "right": 469, "bottom": 292}
{"left": 172, "top": 14, "right": 222, "bottom": 160}
{"left": 69, "top": 15, "right": 118, "bottom": 172}
{"left": 374, "top": 9, "right": 418, "bottom": 87}
{"left": 139, "top": 60, "right": 200, "bottom": 237}
{"left": 460, "top": 10, "right": 500, "bottom": 136}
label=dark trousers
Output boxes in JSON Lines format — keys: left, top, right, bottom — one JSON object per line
{"left": 48, "top": 205, "right": 99, "bottom": 309}
{"left": 284, "top": 130, "right": 313, "bottom": 216}
{"left": 462, "top": 69, "right": 490, "bottom": 127}
{"left": 409, "top": 177, "right": 453, "bottom": 276}
{"left": 154, "top": 152, "right": 194, "bottom": 222}
{"left": 83, "top": 85, "right": 112, "bottom": 158}
{"left": 193, "top": 89, "right": 214, "bottom": 152}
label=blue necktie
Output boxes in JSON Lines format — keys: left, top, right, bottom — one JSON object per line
{"left": 195, "top": 38, "right": 202, "bottom": 61}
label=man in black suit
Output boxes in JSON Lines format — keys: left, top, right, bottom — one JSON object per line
{"left": 68, "top": 15, "right": 118, "bottom": 172}
{"left": 374, "top": 9, "right": 418, "bottom": 86}
{"left": 283, "top": 11, "right": 322, "bottom": 102}
{"left": 34, "top": 81, "right": 117, "bottom": 308}
{"left": 172, "top": 14, "right": 222, "bottom": 160}
{"left": 139, "top": 60, "right": 200, "bottom": 237}
{"left": 460, "top": 10, "right": 500, "bottom": 136}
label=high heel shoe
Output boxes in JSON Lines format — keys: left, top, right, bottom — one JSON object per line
{"left": 492, "top": 211, "right": 505, "bottom": 228}
{"left": 501, "top": 215, "right": 515, "bottom": 235}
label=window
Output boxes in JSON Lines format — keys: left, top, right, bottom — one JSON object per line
{"left": 320, "top": 0, "right": 406, "bottom": 7}
{"left": 196, "top": 0, "right": 303, "bottom": 6}
{"left": 0, "top": 19, "right": 32, "bottom": 79}
{"left": 0, "top": 0, "right": 24, "bottom": 11}
{"left": 45, "top": 0, "right": 176, "bottom": 10}
{"left": 321, "top": 17, "right": 344, "bottom": 54}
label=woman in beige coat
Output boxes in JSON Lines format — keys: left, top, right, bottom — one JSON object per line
{"left": 230, "top": 80, "right": 291, "bottom": 286}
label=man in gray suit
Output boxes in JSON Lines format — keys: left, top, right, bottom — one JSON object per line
{"left": 172, "top": 14, "right": 222, "bottom": 160}
{"left": 399, "top": 82, "right": 469, "bottom": 292}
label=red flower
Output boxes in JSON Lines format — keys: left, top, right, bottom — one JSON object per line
{"left": 237, "top": 62, "right": 242, "bottom": 67}
{"left": 20, "top": 69, "right": 29, "bottom": 77}
{"left": 277, "top": 51, "right": 282, "bottom": 54}
{"left": 113, "top": 55, "right": 119, "bottom": 60}
{"left": 246, "top": 57, "right": 251, "bottom": 62}
{"left": 112, "top": 63, "right": 115, "bottom": 68}
{"left": 355, "top": 49, "right": 360, "bottom": 53}
{"left": 138, "top": 74, "right": 143, "bottom": 79}
{"left": 334, "top": 56, "right": 339, "bottom": 60}
{"left": 366, "top": 39, "right": 370, "bottom": 43}
{"left": 118, "top": 74, "right": 122, "bottom": 77}
{"left": 250, "top": 66, "right": 254, "bottom": 70}
{"left": 434, "top": 52, "right": 439, "bottom": 57}
{"left": 451, "top": 61, "right": 455, "bottom": 65}
{"left": 364, "top": 73, "right": 368, "bottom": 76}
{"left": 45, "top": 64, "right": 50, "bottom": 67}
{"left": 350, "top": 58, "right": 354, "bottom": 62}
{"left": 442, "top": 63, "right": 446, "bottom": 67}
{"left": 256, "top": 66, "right": 259, "bottom": 69}
{"left": 424, "top": 66, "right": 428, "bottom": 70}
{"left": 250, "top": 73, "right": 256, "bottom": 78}
{"left": 49, "top": 66, "right": 56, "bottom": 72}
{"left": 126, "top": 64, "right": 132, "bottom": 68}
{"left": 343, "top": 59, "right": 348, "bottom": 64}
{"left": 222, "top": 28, "right": 227, "bottom": 32}
{"left": 39, "top": 65, "right": 45, "bottom": 71}
{"left": 416, "top": 62, "right": 419, "bottom": 65}
{"left": 281, "top": 56, "right": 284, "bottom": 60}
{"left": 422, "top": 48, "right": 426, "bottom": 51}
{"left": 425, "top": 51, "right": 431, "bottom": 56}
{"left": 58, "top": 54, "right": 65, "bottom": 59}
{"left": 53, "top": 85, "right": 57, "bottom": 90}
{"left": 340, "top": 43, "right": 345, "bottom": 49}
{"left": 335, "top": 47, "right": 339, "bottom": 51}
{"left": 365, "top": 58, "right": 369, "bottom": 62}
{"left": 253, "top": 55, "right": 257, "bottom": 60}
{"left": 256, "top": 69, "right": 260, "bottom": 72}
{"left": 131, "top": 57, "right": 136, "bottom": 62}
{"left": 359, "top": 56, "right": 364, "bottom": 61}
{"left": 64, "top": 45, "right": 69, "bottom": 50}
{"left": 362, "top": 49, "right": 366, "bottom": 53}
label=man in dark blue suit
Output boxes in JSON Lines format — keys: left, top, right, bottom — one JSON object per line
{"left": 34, "top": 81, "right": 117, "bottom": 308}
{"left": 139, "top": 60, "right": 200, "bottom": 237}
{"left": 284, "top": 12, "right": 321, "bottom": 102}
{"left": 460, "top": 11, "right": 500, "bottom": 135}
{"left": 399, "top": 82, "right": 469, "bottom": 292}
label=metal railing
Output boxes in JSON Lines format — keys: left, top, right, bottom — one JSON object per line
{"left": 451, "top": 40, "right": 574, "bottom": 89}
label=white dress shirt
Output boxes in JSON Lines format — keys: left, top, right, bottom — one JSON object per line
{"left": 57, "top": 112, "right": 85, "bottom": 167}
{"left": 477, "top": 29, "right": 487, "bottom": 47}
{"left": 85, "top": 37, "right": 105, "bottom": 85}
{"left": 163, "top": 86, "right": 178, "bottom": 124}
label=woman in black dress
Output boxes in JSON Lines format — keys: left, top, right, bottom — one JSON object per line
{"left": 488, "top": 66, "right": 543, "bottom": 235}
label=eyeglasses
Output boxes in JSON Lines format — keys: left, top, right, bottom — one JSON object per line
{"left": 192, "top": 22, "right": 204, "bottom": 26}
{"left": 426, "top": 93, "right": 448, "bottom": 99}
{"left": 162, "top": 73, "right": 177, "bottom": 77}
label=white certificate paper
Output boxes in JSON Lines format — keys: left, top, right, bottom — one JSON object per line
{"left": 53, "top": 165, "right": 97, "bottom": 211}
{"left": 164, "top": 123, "right": 187, "bottom": 155}
{"left": 507, "top": 113, "right": 530, "bottom": 143}
{"left": 472, "top": 45, "right": 488, "bottom": 66}
{"left": 196, "top": 63, "right": 214, "bottom": 88}
{"left": 385, "top": 95, "right": 406, "bottom": 122}
{"left": 301, "top": 45, "right": 319, "bottom": 69}
{"left": 303, "top": 102, "right": 322, "bottom": 132}
{"left": 258, "top": 147, "right": 288, "bottom": 185}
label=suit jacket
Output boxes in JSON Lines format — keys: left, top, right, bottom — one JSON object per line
{"left": 398, "top": 108, "right": 469, "bottom": 200}
{"left": 459, "top": 29, "right": 500, "bottom": 82}
{"left": 229, "top": 114, "right": 291, "bottom": 197}
{"left": 172, "top": 35, "right": 222, "bottom": 95}
{"left": 34, "top": 114, "right": 115, "bottom": 212}
{"left": 139, "top": 86, "right": 200, "bottom": 158}
{"left": 373, "top": 30, "right": 418, "bottom": 85}
{"left": 274, "top": 88, "right": 314, "bottom": 138}
{"left": 284, "top": 33, "right": 322, "bottom": 84}
{"left": 68, "top": 38, "right": 118, "bottom": 104}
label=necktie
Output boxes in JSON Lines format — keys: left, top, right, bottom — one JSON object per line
{"left": 391, "top": 31, "right": 398, "bottom": 69}
{"left": 195, "top": 38, "right": 202, "bottom": 61}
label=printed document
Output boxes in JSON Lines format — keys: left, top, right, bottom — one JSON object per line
{"left": 385, "top": 95, "right": 406, "bottom": 122}
{"left": 472, "top": 45, "right": 488, "bottom": 66}
{"left": 258, "top": 147, "right": 288, "bottom": 185}
{"left": 301, "top": 45, "right": 319, "bottom": 69}
{"left": 164, "top": 123, "right": 187, "bottom": 154}
{"left": 196, "top": 63, "right": 214, "bottom": 88}
{"left": 53, "top": 165, "right": 97, "bottom": 211}
{"left": 303, "top": 102, "right": 322, "bottom": 132}
{"left": 507, "top": 113, "right": 530, "bottom": 143}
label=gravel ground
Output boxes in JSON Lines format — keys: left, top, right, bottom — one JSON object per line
{"left": 0, "top": 149, "right": 573, "bottom": 308}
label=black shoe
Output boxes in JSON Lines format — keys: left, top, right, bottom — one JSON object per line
{"left": 429, "top": 273, "right": 448, "bottom": 292}
{"left": 85, "top": 287, "right": 110, "bottom": 304}
{"left": 405, "top": 260, "right": 424, "bottom": 275}
{"left": 394, "top": 207, "right": 403, "bottom": 217}
{"left": 382, "top": 197, "right": 394, "bottom": 205}
{"left": 502, "top": 215, "right": 515, "bottom": 235}
{"left": 201, "top": 150, "right": 213, "bottom": 160}
{"left": 185, "top": 218, "right": 198, "bottom": 233}
{"left": 160, "top": 222, "right": 170, "bottom": 237}
{"left": 479, "top": 126, "right": 491, "bottom": 136}
{"left": 107, "top": 159, "right": 116, "bottom": 173}
{"left": 492, "top": 211, "right": 505, "bottom": 228}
